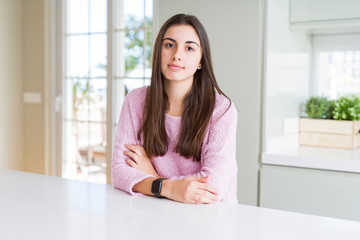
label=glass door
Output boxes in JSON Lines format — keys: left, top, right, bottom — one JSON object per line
{"left": 60, "top": 0, "right": 153, "bottom": 184}
{"left": 63, "top": 0, "right": 108, "bottom": 183}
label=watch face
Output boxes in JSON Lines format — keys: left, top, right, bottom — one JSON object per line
{"left": 151, "top": 178, "right": 167, "bottom": 198}
{"left": 151, "top": 179, "right": 161, "bottom": 195}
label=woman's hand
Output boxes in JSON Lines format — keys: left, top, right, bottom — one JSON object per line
{"left": 162, "top": 176, "right": 219, "bottom": 204}
{"left": 124, "top": 144, "right": 160, "bottom": 177}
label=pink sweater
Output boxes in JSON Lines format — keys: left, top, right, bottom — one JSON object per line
{"left": 112, "top": 86, "right": 238, "bottom": 203}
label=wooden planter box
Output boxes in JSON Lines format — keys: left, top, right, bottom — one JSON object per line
{"left": 299, "top": 118, "right": 360, "bottom": 149}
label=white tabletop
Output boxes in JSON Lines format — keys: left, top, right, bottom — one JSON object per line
{"left": 1, "top": 169, "right": 360, "bottom": 240}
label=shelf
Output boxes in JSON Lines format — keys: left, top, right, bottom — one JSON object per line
{"left": 289, "top": 21, "right": 360, "bottom": 35}
{"left": 262, "top": 146, "right": 360, "bottom": 174}
{"left": 289, "top": 0, "right": 360, "bottom": 35}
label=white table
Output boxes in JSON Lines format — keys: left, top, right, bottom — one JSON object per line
{"left": 1, "top": 169, "right": 360, "bottom": 240}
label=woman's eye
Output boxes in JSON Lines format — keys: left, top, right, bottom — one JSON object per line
{"left": 165, "top": 43, "right": 174, "bottom": 48}
{"left": 186, "top": 46, "right": 194, "bottom": 51}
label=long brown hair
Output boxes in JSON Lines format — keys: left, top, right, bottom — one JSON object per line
{"left": 137, "top": 14, "right": 229, "bottom": 162}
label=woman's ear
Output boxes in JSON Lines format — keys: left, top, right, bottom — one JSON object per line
{"left": 197, "top": 64, "right": 202, "bottom": 69}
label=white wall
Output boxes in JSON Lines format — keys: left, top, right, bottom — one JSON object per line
{"left": 0, "top": 0, "right": 46, "bottom": 174}
{"left": 264, "top": 0, "right": 312, "bottom": 152}
{"left": 157, "top": 0, "right": 264, "bottom": 205}
{"left": 0, "top": 0, "right": 24, "bottom": 171}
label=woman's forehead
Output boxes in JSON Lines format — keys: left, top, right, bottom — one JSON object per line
{"left": 163, "top": 25, "right": 200, "bottom": 44}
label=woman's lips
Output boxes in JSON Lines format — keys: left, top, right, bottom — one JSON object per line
{"left": 167, "top": 64, "right": 184, "bottom": 70}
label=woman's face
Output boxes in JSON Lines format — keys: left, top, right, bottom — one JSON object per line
{"left": 160, "top": 24, "right": 202, "bottom": 84}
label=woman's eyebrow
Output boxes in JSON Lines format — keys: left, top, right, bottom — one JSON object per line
{"left": 163, "top": 37, "right": 200, "bottom": 47}
{"left": 163, "top": 37, "right": 176, "bottom": 42}
{"left": 186, "top": 41, "right": 200, "bottom": 47}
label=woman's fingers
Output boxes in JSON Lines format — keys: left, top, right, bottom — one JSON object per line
{"left": 187, "top": 191, "right": 217, "bottom": 204}
{"left": 164, "top": 178, "right": 220, "bottom": 204}
{"left": 198, "top": 182, "right": 219, "bottom": 196}
{"left": 187, "top": 176, "right": 219, "bottom": 195}
{"left": 194, "top": 196, "right": 215, "bottom": 204}
{"left": 123, "top": 144, "right": 158, "bottom": 176}
{"left": 125, "top": 144, "right": 145, "bottom": 158}
{"left": 186, "top": 179, "right": 219, "bottom": 204}
{"left": 193, "top": 184, "right": 218, "bottom": 203}
{"left": 193, "top": 189, "right": 218, "bottom": 203}
{"left": 126, "top": 159, "right": 137, "bottom": 168}
{"left": 124, "top": 150, "right": 139, "bottom": 163}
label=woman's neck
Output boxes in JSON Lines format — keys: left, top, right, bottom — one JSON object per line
{"left": 164, "top": 78, "right": 193, "bottom": 116}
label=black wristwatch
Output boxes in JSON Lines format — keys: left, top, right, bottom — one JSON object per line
{"left": 151, "top": 178, "right": 168, "bottom": 198}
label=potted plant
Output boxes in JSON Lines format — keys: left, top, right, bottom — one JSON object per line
{"left": 299, "top": 95, "right": 360, "bottom": 149}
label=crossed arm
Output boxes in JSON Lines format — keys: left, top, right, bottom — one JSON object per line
{"left": 124, "top": 144, "right": 219, "bottom": 204}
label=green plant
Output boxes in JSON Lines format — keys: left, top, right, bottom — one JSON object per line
{"left": 96, "top": 16, "right": 153, "bottom": 74}
{"left": 333, "top": 94, "right": 360, "bottom": 120}
{"left": 125, "top": 15, "right": 153, "bottom": 71}
{"left": 305, "top": 96, "right": 335, "bottom": 119}
{"left": 73, "top": 78, "right": 94, "bottom": 115}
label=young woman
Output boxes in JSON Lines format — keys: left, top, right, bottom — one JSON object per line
{"left": 112, "top": 14, "right": 238, "bottom": 204}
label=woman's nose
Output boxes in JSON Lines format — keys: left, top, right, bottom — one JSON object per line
{"left": 172, "top": 49, "right": 182, "bottom": 61}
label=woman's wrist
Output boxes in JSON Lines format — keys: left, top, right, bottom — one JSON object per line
{"left": 132, "top": 177, "right": 156, "bottom": 195}
{"left": 160, "top": 179, "right": 173, "bottom": 198}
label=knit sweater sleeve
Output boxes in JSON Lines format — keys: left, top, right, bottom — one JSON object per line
{"left": 111, "top": 88, "right": 154, "bottom": 195}
{"left": 169, "top": 97, "right": 238, "bottom": 201}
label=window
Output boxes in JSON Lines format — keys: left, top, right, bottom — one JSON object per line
{"left": 62, "top": 0, "right": 153, "bottom": 184}
{"left": 313, "top": 34, "right": 360, "bottom": 99}
{"left": 113, "top": 0, "right": 153, "bottom": 131}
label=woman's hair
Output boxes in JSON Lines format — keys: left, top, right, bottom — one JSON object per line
{"left": 137, "top": 13, "right": 229, "bottom": 162}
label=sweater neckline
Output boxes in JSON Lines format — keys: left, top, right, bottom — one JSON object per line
{"left": 165, "top": 113, "right": 182, "bottom": 119}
